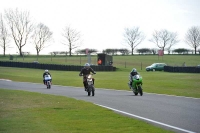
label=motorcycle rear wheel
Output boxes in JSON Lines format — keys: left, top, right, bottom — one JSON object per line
{"left": 47, "top": 81, "right": 51, "bottom": 89}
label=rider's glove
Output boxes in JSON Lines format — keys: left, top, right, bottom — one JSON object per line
{"left": 93, "top": 72, "right": 96, "bottom": 74}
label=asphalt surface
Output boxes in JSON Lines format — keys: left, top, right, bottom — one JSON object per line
{"left": 0, "top": 80, "right": 200, "bottom": 133}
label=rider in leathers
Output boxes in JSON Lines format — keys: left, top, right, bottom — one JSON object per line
{"left": 43, "top": 69, "right": 52, "bottom": 84}
{"left": 128, "top": 68, "right": 138, "bottom": 89}
{"left": 79, "top": 63, "right": 96, "bottom": 91}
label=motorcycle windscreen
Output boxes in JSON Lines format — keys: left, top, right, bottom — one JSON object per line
{"left": 133, "top": 75, "right": 142, "bottom": 84}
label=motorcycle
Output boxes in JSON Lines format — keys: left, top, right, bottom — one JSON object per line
{"left": 44, "top": 74, "right": 52, "bottom": 89}
{"left": 128, "top": 74, "right": 143, "bottom": 96}
{"left": 80, "top": 74, "right": 95, "bottom": 96}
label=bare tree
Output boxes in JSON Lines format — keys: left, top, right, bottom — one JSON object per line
{"left": 149, "top": 29, "right": 179, "bottom": 54}
{"left": 123, "top": 27, "right": 145, "bottom": 55}
{"left": 62, "top": 26, "right": 81, "bottom": 56}
{"left": 31, "top": 23, "right": 53, "bottom": 56}
{"left": 166, "top": 32, "right": 179, "bottom": 54}
{"left": 4, "top": 8, "right": 33, "bottom": 56}
{"left": 185, "top": 26, "right": 200, "bottom": 54}
{"left": 0, "top": 13, "right": 10, "bottom": 56}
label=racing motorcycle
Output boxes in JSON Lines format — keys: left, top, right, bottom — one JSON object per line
{"left": 80, "top": 74, "right": 95, "bottom": 96}
{"left": 44, "top": 74, "right": 52, "bottom": 89}
{"left": 128, "top": 74, "right": 143, "bottom": 96}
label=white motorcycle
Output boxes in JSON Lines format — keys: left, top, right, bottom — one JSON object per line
{"left": 80, "top": 74, "right": 95, "bottom": 96}
{"left": 44, "top": 74, "right": 52, "bottom": 89}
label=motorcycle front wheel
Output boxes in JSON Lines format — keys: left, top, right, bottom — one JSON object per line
{"left": 138, "top": 86, "right": 143, "bottom": 96}
{"left": 47, "top": 81, "right": 51, "bottom": 89}
{"left": 87, "top": 87, "right": 91, "bottom": 96}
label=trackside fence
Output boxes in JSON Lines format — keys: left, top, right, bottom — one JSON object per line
{"left": 0, "top": 61, "right": 116, "bottom": 71}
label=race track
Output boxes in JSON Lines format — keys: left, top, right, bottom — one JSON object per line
{"left": 0, "top": 80, "right": 199, "bottom": 133}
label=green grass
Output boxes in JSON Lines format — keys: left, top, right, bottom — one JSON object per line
{"left": 0, "top": 67, "right": 200, "bottom": 98}
{"left": 0, "top": 89, "right": 173, "bottom": 133}
{"left": 1, "top": 54, "right": 200, "bottom": 71}
{"left": 0, "top": 55, "right": 199, "bottom": 133}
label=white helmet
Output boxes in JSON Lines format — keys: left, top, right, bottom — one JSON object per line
{"left": 84, "top": 63, "right": 90, "bottom": 67}
{"left": 45, "top": 69, "right": 48, "bottom": 72}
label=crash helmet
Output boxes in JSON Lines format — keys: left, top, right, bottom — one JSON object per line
{"left": 131, "top": 68, "right": 137, "bottom": 75}
{"left": 45, "top": 69, "right": 48, "bottom": 72}
{"left": 84, "top": 63, "right": 90, "bottom": 68}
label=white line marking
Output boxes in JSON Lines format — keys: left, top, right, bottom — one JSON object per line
{"left": 0, "top": 79, "right": 12, "bottom": 81}
{"left": 95, "top": 104, "right": 196, "bottom": 133}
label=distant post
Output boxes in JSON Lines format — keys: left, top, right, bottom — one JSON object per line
{"left": 158, "top": 50, "right": 164, "bottom": 60}
{"left": 86, "top": 48, "right": 91, "bottom": 64}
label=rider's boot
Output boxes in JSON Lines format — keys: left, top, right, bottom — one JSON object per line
{"left": 84, "top": 85, "right": 87, "bottom": 91}
{"left": 128, "top": 83, "right": 131, "bottom": 89}
{"left": 84, "top": 82, "right": 88, "bottom": 91}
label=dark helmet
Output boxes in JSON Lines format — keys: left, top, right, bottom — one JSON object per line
{"left": 131, "top": 68, "right": 137, "bottom": 75}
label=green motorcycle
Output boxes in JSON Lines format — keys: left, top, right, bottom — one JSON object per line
{"left": 128, "top": 74, "right": 143, "bottom": 96}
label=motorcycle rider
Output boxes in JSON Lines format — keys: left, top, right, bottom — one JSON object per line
{"left": 128, "top": 68, "right": 139, "bottom": 89}
{"left": 79, "top": 63, "right": 96, "bottom": 91}
{"left": 43, "top": 69, "right": 52, "bottom": 85}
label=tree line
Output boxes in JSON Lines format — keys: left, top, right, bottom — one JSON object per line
{"left": 0, "top": 8, "right": 80, "bottom": 57}
{"left": 0, "top": 8, "right": 200, "bottom": 57}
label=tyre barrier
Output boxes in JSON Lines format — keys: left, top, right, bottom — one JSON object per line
{"left": 164, "top": 66, "right": 200, "bottom": 73}
{"left": 0, "top": 61, "right": 116, "bottom": 71}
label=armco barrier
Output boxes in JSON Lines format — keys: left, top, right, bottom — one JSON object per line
{"left": 0, "top": 61, "right": 116, "bottom": 71}
{"left": 164, "top": 66, "right": 200, "bottom": 73}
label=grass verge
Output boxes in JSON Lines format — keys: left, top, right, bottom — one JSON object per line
{"left": 0, "top": 89, "right": 173, "bottom": 133}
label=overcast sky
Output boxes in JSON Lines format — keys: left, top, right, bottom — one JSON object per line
{"left": 1, "top": 0, "right": 200, "bottom": 54}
